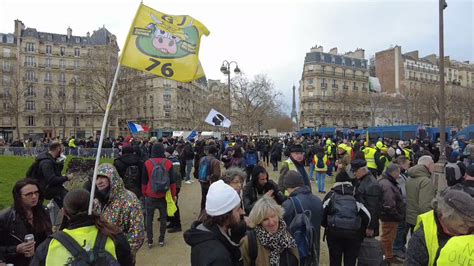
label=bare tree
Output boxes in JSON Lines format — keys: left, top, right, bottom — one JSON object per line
{"left": 230, "top": 74, "right": 281, "bottom": 133}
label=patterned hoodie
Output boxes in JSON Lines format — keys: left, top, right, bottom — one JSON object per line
{"left": 94, "top": 163, "right": 145, "bottom": 254}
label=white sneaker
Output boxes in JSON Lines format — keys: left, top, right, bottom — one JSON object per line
{"left": 185, "top": 180, "right": 192, "bottom": 184}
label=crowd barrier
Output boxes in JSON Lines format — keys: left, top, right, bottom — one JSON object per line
{"left": 0, "top": 147, "right": 119, "bottom": 158}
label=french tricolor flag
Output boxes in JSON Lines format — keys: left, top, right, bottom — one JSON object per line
{"left": 127, "top": 121, "right": 149, "bottom": 134}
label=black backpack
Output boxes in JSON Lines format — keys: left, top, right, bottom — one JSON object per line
{"left": 52, "top": 231, "right": 120, "bottom": 266}
{"left": 316, "top": 154, "right": 325, "bottom": 169}
{"left": 327, "top": 191, "right": 362, "bottom": 233}
{"left": 149, "top": 159, "right": 170, "bottom": 193}
{"left": 123, "top": 165, "right": 140, "bottom": 194}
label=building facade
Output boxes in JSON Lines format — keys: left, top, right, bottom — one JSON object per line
{"left": 299, "top": 45, "right": 370, "bottom": 129}
{"left": 116, "top": 67, "right": 211, "bottom": 136}
{"left": 0, "top": 20, "right": 119, "bottom": 142}
{"left": 375, "top": 46, "right": 474, "bottom": 127}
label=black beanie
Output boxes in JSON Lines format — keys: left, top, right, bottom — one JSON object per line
{"left": 335, "top": 171, "right": 351, "bottom": 183}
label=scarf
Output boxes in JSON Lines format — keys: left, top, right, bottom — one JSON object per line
{"left": 255, "top": 219, "right": 297, "bottom": 265}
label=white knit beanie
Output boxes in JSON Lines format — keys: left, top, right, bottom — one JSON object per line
{"left": 205, "top": 180, "right": 241, "bottom": 216}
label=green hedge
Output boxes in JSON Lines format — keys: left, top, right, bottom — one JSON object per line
{"left": 0, "top": 156, "right": 113, "bottom": 209}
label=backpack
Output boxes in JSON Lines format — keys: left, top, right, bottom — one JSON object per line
{"left": 245, "top": 152, "right": 258, "bottom": 167}
{"left": 288, "top": 196, "right": 318, "bottom": 265}
{"left": 52, "top": 231, "right": 120, "bottom": 266}
{"left": 26, "top": 157, "right": 48, "bottom": 184}
{"left": 123, "top": 165, "right": 140, "bottom": 193}
{"left": 327, "top": 192, "right": 361, "bottom": 233}
{"left": 198, "top": 156, "right": 214, "bottom": 182}
{"left": 357, "top": 237, "right": 384, "bottom": 266}
{"left": 247, "top": 230, "right": 258, "bottom": 266}
{"left": 445, "top": 162, "right": 462, "bottom": 186}
{"left": 316, "top": 154, "right": 325, "bottom": 169}
{"left": 149, "top": 159, "right": 170, "bottom": 193}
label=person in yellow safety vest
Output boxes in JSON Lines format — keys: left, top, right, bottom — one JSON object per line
{"left": 326, "top": 139, "right": 335, "bottom": 176}
{"left": 68, "top": 136, "right": 76, "bottom": 149}
{"left": 406, "top": 186, "right": 474, "bottom": 266}
{"left": 338, "top": 143, "right": 353, "bottom": 160}
{"left": 363, "top": 144, "right": 379, "bottom": 176}
{"left": 379, "top": 147, "right": 392, "bottom": 173}
{"left": 313, "top": 147, "right": 328, "bottom": 193}
{"left": 278, "top": 144, "right": 311, "bottom": 193}
{"left": 31, "top": 189, "right": 133, "bottom": 265}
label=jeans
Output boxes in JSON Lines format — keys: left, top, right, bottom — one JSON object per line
{"left": 185, "top": 160, "right": 193, "bottom": 181}
{"left": 327, "top": 234, "right": 362, "bottom": 266}
{"left": 380, "top": 221, "right": 399, "bottom": 259}
{"left": 309, "top": 162, "right": 315, "bottom": 181}
{"left": 393, "top": 221, "right": 408, "bottom": 253}
{"left": 200, "top": 182, "right": 210, "bottom": 211}
{"left": 316, "top": 172, "right": 326, "bottom": 192}
{"left": 145, "top": 197, "right": 167, "bottom": 243}
{"left": 327, "top": 159, "right": 334, "bottom": 176}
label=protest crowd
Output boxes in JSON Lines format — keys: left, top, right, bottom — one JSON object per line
{"left": 1, "top": 133, "right": 474, "bottom": 266}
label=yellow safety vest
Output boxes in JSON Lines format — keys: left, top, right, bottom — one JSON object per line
{"left": 436, "top": 235, "right": 474, "bottom": 265}
{"left": 380, "top": 155, "right": 391, "bottom": 171}
{"left": 68, "top": 138, "right": 76, "bottom": 148}
{"left": 403, "top": 148, "right": 412, "bottom": 160}
{"left": 45, "top": 226, "right": 117, "bottom": 265}
{"left": 326, "top": 145, "right": 333, "bottom": 158}
{"left": 415, "top": 210, "right": 439, "bottom": 266}
{"left": 286, "top": 158, "right": 296, "bottom": 171}
{"left": 364, "top": 147, "right": 377, "bottom": 170}
{"left": 313, "top": 154, "right": 328, "bottom": 172}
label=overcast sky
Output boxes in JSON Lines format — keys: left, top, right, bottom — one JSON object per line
{"left": 1, "top": 0, "right": 473, "bottom": 114}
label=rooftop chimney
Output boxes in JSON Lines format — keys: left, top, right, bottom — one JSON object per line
{"left": 329, "top": 47, "right": 338, "bottom": 55}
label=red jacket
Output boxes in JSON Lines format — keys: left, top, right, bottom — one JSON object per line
{"left": 141, "top": 158, "right": 177, "bottom": 199}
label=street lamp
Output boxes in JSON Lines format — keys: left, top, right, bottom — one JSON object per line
{"left": 70, "top": 77, "right": 77, "bottom": 137}
{"left": 220, "top": 60, "right": 240, "bottom": 128}
{"left": 438, "top": 0, "right": 447, "bottom": 162}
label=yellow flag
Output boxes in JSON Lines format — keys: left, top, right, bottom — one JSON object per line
{"left": 121, "top": 4, "right": 210, "bottom": 82}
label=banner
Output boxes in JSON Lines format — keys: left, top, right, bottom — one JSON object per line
{"left": 121, "top": 3, "right": 210, "bottom": 82}
{"left": 205, "top": 109, "right": 231, "bottom": 128}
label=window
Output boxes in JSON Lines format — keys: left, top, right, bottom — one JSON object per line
{"left": 60, "top": 47, "right": 65, "bottom": 56}
{"left": 58, "top": 86, "right": 66, "bottom": 97}
{"left": 60, "top": 59, "right": 65, "bottom": 68}
{"left": 26, "top": 100, "right": 35, "bottom": 111}
{"left": 45, "top": 116, "right": 52, "bottom": 126}
{"left": 332, "top": 79, "right": 337, "bottom": 88}
{"left": 353, "top": 82, "right": 358, "bottom": 91}
{"left": 26, "top": 86, "right": 35, "bottom": 96}
{"left": 60, "top": 72, "right": 66, "bottom": 82}
{"left": 46, "top": 45, "right": 52, "bottom": 55}
{"left": 74, "top": 60, "right": 80, "bottom": 69}
{"left": 45, "top": 102, "right": 51, "bottom": 111}
{"left": 74, "top": 48, "right": 80, "bottom": 57}
{"left": 45, "top": 72, "right": 52, "bottom": 82}
{"left": 3, "top": 75, "right": 11, "bottom": 86}
{"left": 75, "top": 37, "right": 80, "bottom": 43}
{"left": 331, "top": 56, "right": 335, "bottom": 63}
{"left": 26, "top": 42, "right": 35, "bottom": 52}
{"left": 308, "top": 78, "right": 313, "bottom": 85}
{"left": 45, "top": 57, "right": 51, "bottom": 67}
{"left": 342, "top": 58, "right": 346, "bottom": 65}
{"left": 2, "top": 61, "right": 11, "bottom": 71}
{"left": 74, "top": 116, "right": 80, "bottom": 126}
{"left": 26, "top": 116, "right": 35, "bottom": 126}
{"left": 26, "top": 70, "right": 35, "bottom": 81}
{"left": 59, "top": 116, "right": 65, "bottom": 126}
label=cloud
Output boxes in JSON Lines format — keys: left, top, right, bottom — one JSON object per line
{"left": 1, "top": 0, "right": 472, "bottom": 116}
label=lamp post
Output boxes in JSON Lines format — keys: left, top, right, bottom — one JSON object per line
{"left": 434, "top": 0, "right": 448, "bottom": 195}
{"left": 220, "top": 60, "right": 240, "bottom": 129}
{"left": 70, "top": 77, "right": 77, "bottom": 137}
{"left": 438, "top": 0, "right": 447, "bottom": 162}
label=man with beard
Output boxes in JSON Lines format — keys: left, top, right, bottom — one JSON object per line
{"left": 184, "top": 180, "right": 244, "bottom": 265}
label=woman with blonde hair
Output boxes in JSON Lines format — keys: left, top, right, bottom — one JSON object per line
{"left": 240, "top": 196, "right": 299, "bottom": 266}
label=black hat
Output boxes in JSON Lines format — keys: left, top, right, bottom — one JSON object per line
{"left": 335, "top": 171, "right": 351, "bottom": 182}
{"left": 290, "top": 144, "right": 304, "bottom": 153}
{"left": 350, "top": 159, "right": 367, "bottom": 172}
{"left": 466, "top": 164, "right": 474, "bottom": 177}
{"left": 283, "top": 170, "right": 305, "bottom": 189}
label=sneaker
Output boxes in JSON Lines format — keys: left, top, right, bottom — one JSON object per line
{"left": 168, "top": 227, "right": 182, "bottom": 233}
{"left": 147, "top": 242, "right": 153, "bottom": 248}
{"left": 185, "top": 180, "right": 192, "bottom": 184}
{"left": 159, "top": 241, "right": 164, "bottom": 247}
{"left": 166, "top": 223, "right": 174, "bottom": 229}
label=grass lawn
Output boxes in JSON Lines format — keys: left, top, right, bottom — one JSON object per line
{"left": 0, "top": 156, "right": 114, "bottom": 209}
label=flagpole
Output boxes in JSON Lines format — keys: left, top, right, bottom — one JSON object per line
{"left": 88, "top": 61, "right": 122, "bottom": 215}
